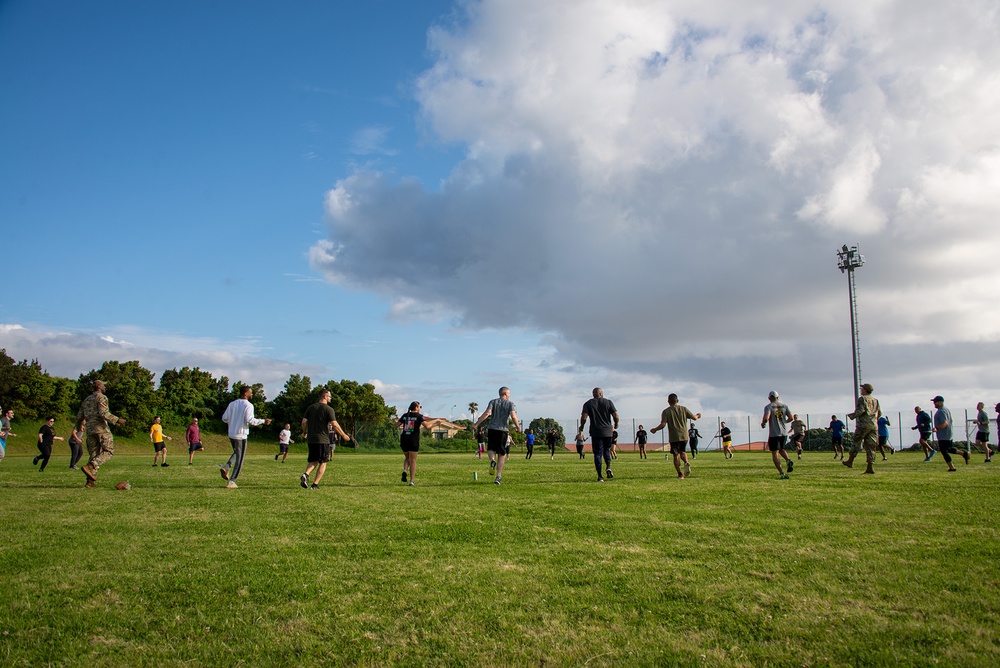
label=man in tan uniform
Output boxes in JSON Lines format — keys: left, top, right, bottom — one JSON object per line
{"left": 76, "top": 380, "right": 125, "bottom": 487}
{"left": 845, "top": 383, "right": 881, "bottom": 474}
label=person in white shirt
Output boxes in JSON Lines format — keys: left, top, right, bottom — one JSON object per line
{"left": 220, "top": 385, "right": 271, "bottom": 488}
{"left": 275, "top": 423, "right": 294, "bottom": 462}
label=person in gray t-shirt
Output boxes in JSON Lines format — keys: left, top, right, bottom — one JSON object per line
{"left": 761, "top": 390, "right": 793, "bottom": 479}
{"left": 932, "top": 395, "right": 968, "bottom": 471}
{"left": 473, "top": 387, "right": 521, "bottom": 485}
{"left": 975, "top": 402, "right": 992, "bottom": 462}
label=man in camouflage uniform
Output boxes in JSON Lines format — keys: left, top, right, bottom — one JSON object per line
{"left": 76, "top": 380, "right": 126, "bottom": 487}
{"left": 846, "top": 382, "right": 881, "bottom": 474}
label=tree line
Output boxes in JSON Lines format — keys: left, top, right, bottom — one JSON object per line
{"left": 0, "top": 349, "right": 396, "bottom": 443}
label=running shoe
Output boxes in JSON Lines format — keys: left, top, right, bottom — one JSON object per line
{"left": 409, "top": 481, "right": 415, "bottom": 486}
{"left": 160, "top": 462, "right": 169, "bottom": 467}
{"left": 218, "top": 466, "right": 230, "bottom": 481}
{"left": 597, "top": 477, "right": 604, "bottom": 483}
{"left": 402, "top": 470, "right": 407, "bottom": 483}
{"left": 494, "top": 476, "right": 501, "bottom": 485}
{"left": 310, "top": 483, "right": 319, "bottom": 490}
{"left": 275, "top": 454, "right": 279, "bottom": 460}
{"left": 300, "top": 473, "right": 309, "bottom": 489}
{"left": 226, "top": 481, "right": 238, "bottom": 489}
{"left": 787, "top": 460, "right": 794, "bottom": 473}
{"left": 779, "top": 473, "right": 789, "bottom": 479}
{"left": 606, "top": 469, "right": 614, "bottom": 479}
{"left": 683, "top": 462, "right": 690, "bottom": 477}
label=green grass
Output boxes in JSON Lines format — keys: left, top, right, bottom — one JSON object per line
{"left": 0, "top": 445, "right": 997, "bottom": 667}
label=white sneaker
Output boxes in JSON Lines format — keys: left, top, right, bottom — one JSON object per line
{"left": 684, "top": 461, "right": 691, "bottom": 476}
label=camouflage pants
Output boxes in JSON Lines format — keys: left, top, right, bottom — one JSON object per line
{"left": 852, "top": 426, "right": 878, "bottom": 464}
{"left": 86, "top": 431, "right": 115, "bottom": 470}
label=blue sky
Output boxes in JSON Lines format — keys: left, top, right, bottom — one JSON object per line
{"left": 2, "top": 0, "right": 999, "bottom": 423}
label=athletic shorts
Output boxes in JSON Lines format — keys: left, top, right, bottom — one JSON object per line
{"left": 918, "top": 431, "right": 932, "bottom": 441}
{"left": 722, "top": 438, "right": 732, "bottom": 445}
{"left": 831, "top": 436, "right": 843, "bottom": 446}
{"left": 188, "top": 441, "right": 203, "bottom": 452}
{"left": 153, "top": 441, "right": 166, "bottom": 452}
{"left": 307, "top": 442, "right": 332, "bottom": 463}
{"left": 976, "top": 431, "right": 989, "bottom": 443}
{"left": 768, "top": 436, "right": 787, "bottom": 451}
{"left": 487, "top": 429, "right": 509, "bottom": 455}
{"left": 791, "top": 434, "right": 804, "bottom": 445}
{"left": 878, "top": 435, "right": 888, "bottom": 446}
{"left": 278, "top": 443, "right": 290, "bottom": 453}
{"left": 669, "top": 441, "right": 687, "bottom": 455}
{"left": 400, "top": 440, "right": 419, "bottom": 454}
{"left": 937, "top": 439, "right": 955, "bottom": 454}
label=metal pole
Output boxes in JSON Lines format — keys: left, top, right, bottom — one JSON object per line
{"left": 837, "top": 244, "right": 866, "bottom": 405}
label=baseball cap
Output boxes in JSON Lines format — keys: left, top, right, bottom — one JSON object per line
{"left": 768, "top": 390, "right": 779, "bottom": 400}
{"left": 931, "top": 395, "right": 945, "bottom": 403}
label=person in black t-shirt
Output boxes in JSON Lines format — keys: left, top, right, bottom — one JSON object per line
{"left": 636, "top": 425, "right": 648, "bottom": 459}
{"left": 299, "top": 389, "right": 349, "bottom": 490}
{"left": 397, "top": 401, "right": 444, "bottom": 486}
{"left": 35, "top": 417, "right": 64, "bottom": 472}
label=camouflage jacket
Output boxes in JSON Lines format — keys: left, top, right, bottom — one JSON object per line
{"left": 849, "top": 394, "right": 881, "bottom": 430}
{"left": 76, "top": 392, "right": 121, "bottom": 434}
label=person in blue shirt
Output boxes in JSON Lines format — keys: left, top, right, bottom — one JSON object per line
{"left": 877, "top": 415, "right": 893, "bottom": 461}
{"left": 524, "top": 429, "right": 535, "bottom": 459}
{"left": 827, "top": 415, "right": 846, "bottom": 460}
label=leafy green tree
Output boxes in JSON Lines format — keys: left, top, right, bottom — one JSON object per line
{"left": 267, "top": 374, "right": 314, "bottom": 433}
{"left": 157, "top": 367, "right": 224, "bottom": 424}
{"left": 77, "top": 361, "right": 157, "bottom": 436}
{"left": 45, "top": 377, "right": 77, "bottom": 419}
{"left": 323, "top": 379, "right": 396, "bottom": 446}
{"left": 528, "top": 418, "right": 565, "bottom": 449}
{"left": 0, "top": 350, "right": 61, "bottom": 420}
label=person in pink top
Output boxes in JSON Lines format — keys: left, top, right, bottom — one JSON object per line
{"left": 186, "top": 417, "right": 203, "bottom": 465}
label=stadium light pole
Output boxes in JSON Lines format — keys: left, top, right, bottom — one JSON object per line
{"left": 836, "top": 244, "right": 865, "bottom": 404}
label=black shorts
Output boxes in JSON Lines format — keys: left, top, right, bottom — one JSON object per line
{"left": 153, "top": 441, "right": 166, "bottom": 452}
{"left": 279, "top": 443, "right": 290, "bottom": 453}
{"left": 831, "top": 436, "right": 843, "bottom": 446}
{"left": 669, "top": 441, "right": 687, "bottom": 455}
{"left": 400, "top": 440, "right": 419, "bottom": 454}
{"left": 307, "top": 442, "right": 332, "bottom": 463}
{"left": 918, "top": 431, "right": 932, "bottom": 441}
{"left": 937, "top": 439, "right": 955, "bottom": 454}
{"left": 976, "top": 431, "right": 989, "bottom": 443}
{"left": 791, "top": 434, "right": 804, "bottom": 445}
{"left": 487, "top": 429, "right": 509, "bottom": 455}
{"left": 188, "top": 441, "right": 204, "bottom": 452}
{"left": 768, "top": 436, "right": 787, "bottom": 452}
{"left": 878, "top": 435, "right": 888, "bottom": 446}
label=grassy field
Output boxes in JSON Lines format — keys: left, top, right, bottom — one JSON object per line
{"left": 1, "top": 437, "right": 998, "bottom": 667}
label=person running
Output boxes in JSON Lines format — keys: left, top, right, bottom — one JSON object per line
{"left": 688, "top": 423, "right": 702, "bottom": 459}
{"left": 931, "top": 395, "right": 968, "bottom": 472}
{"left": 718, "top": 422, "right": 733, "bottom": 459}
{"left": 68, "top": 419, "right": 85, "bottom": 469}
{"left": 149, "top": 416, "right": 172, "bottom": 467}
{"left": 974, "top": 402, "right": 991, "bottom": 462}
{"left": 609, "top": 429, "right": 619, "bottom": 460}
{"left": 762, "top": 391, "right": 794, "bottom": 479}
{"left": 220, "top": 384, "right": 271, "bottom": 489}
{"left": 912, "top": 406, "right": 936, "bottom": 461}
{"left": 575, "top": 430, "right": 588, "bottom": 459}
{"left": 0, "top": 408, "right": 17, "bottom": 463}
{"left": 397, "top": 401, "right": 443, "bottom": 486}
{"left": 186, "top": 417, "right": 204, "bottom": 465}
{"left": 650, "top": 394, "right": 700, "bottom": 479}
{"left": 275, "top": 423, "right": 293, "bottom": 462}
{"left": 877, "top": 414, "right": 893, "bottom": 461}
{"left": 473, "top": 387, "right": 521, "bottom": 485}
{"left": 827, "top": 415, "right": 846, "bottom": 460}
{"left": 845, "top": 383, "right": 881, "bottom": 474}
{"left": 475, "top": 427, "right": 485, "bottom": 460}
{"left": 77, "top": 380, "right": 126, "bottom": 488}
{"left": 300, "top": 388, "right": 349, "bottom": 490}
{"left": 34, "top": 417, "right": 63, "bottom": 472}
{"left": 789, "top": 414, "right": 806, "bottom": 460}
{"left": 524, "top": 429, "right": 535, "bottom": 459}
{"left": 547, "top": 428, "right": 560, "bottom": 459}
{"left": 579, "top": 387, "right": 619, "bottom": 482}
{"left": 636, "top": 424, "right": 648, "bottom": 459}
